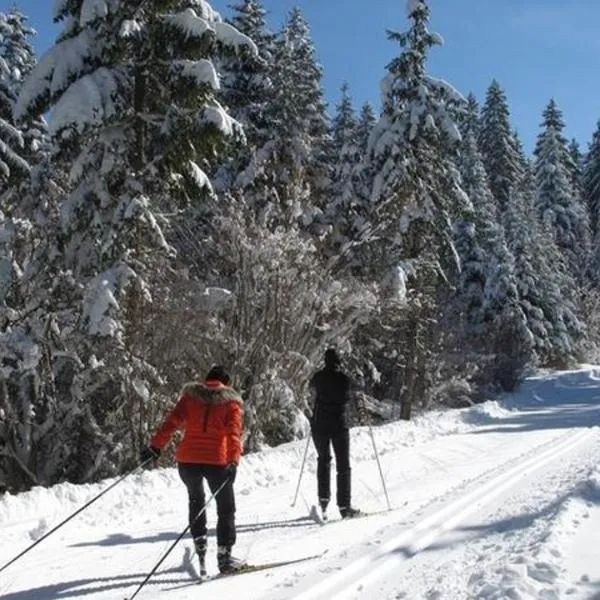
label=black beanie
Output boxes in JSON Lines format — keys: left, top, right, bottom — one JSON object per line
{"left": 205, "top": 365, "right": 231, "bottom": 385}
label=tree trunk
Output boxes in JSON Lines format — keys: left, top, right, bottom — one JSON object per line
{"left": 132, "top": 66, "right": 146, "bottom": 172}
{"left": 400, "top": 319, "right": 419, "bottom": 421}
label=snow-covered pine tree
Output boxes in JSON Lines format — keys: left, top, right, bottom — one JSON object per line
{"left": 336, "top": 100, "right": 376, "bottom": 252}
{"left": 0, "top": 10, "right": 61, "bottom": 492}
{"left": 13, "top": 0, "right": 255, "bottom": 486}
{"left": 324, "top": 82, "right": 361, "bottom": 245}
{"left": 459, "top": 92, "right": 481, "bottom": 140}
{"left": 0, "top": 9, "right": 45, "bottom": 193}
{"left": 568, "top": 138, "right": 584, "bottom": 197}
{"left": 366, "top": 0, "right": 466, "bottom": 268}
{"left": 331, "top": 83, "right": 359, "bottom": 186}
{"left": 504, "top": 169, "right": 582, "bottom": 368}
{"left": 215, "top": 0, "right": 274, "bottom": 193}
{"left": 0, "top": 158, "right": 81, "bottom": 493}
{"left": 359, "top": 0, "right": 468, "bottom": 418}
{"left": 453, "top": 124, "right": 530, "bottom": 390}
{"left": 357, "top": 102, "right": 376, "bottom": 154}
{"left": 0, "top": 7, "right": 46, "bottom": 311}
{"left": 456, "top": 108, "right": 516, "bottom": 320}
{"left": 479, "top": 80, "right": 523, "bottom": 216}
{"left": 584, "top": 122, "right": 600, "bottom": 240}
{"left": 533, "top": 99, "right": 590, "bottom": 277}
{"left": 260, "top": 7, "right": 330, "bottom": 224}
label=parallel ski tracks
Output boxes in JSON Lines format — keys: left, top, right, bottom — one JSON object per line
{"left": 289, "top": 427, "right": 598, "bottom": 600}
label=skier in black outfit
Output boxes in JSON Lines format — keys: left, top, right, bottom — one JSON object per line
{"left": 310, "top": 348, "right": 361, "bottom": 520}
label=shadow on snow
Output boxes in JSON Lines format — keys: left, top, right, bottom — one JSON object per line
{"left": 0, "top": 567, "right": 186, "bottom": 600}
{"left": 70, "top": 515, "right": 318, "bottom": 548}
{"left": 387, "top": 473, "right": 600, "bottom": 562}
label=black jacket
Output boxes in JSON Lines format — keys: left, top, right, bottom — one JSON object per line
{"left": 310, "top": 366, "right": 351, "bottom": 431}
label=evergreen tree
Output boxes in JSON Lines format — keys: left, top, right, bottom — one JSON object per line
{"left": 479, "top": 80, "right": 523, "bottom": 216}
{"left": 360, "top": 0, "right": 468, "bottom": 418}
{"left": 264, "top": 7, "right": 330, "bottom": 221}
{"left": 584, "top": 122, "right": 600, "bottom": 239}
{"left": 0, "top": 160, "right": 78, "bottom": 492}
{"left": 332, "top": 84, "right": 357, "bottom": 159}
{"left": 357, "top": 101, "right": 376, "bottom": 154}
{"left": 13, "top": 0, "right": 254, "bottom": 486}
{"left": 365, "top": 0, "right": 465, "bottom": 271}
{"left": 341, "top": 101, "right": 376, "bottom": 241}
{"left": 330, "top": 83, "right": 359, "bottom": 202}
{"left": 568, "top": 138, "right": 584, "bottom": 196}
{"left": 504, "top": 171, "right": 582, "bottom": 367}
{"left": 455, "top": 132, "right": 518, "bottom": 339}
{"left": 452, "top": 94, "right": 528, "bottom": 389}
{"left": 460, "top": 92, "right": 480, "bottom": 140}
{"left": 322, "top": 83, "right": 362, "bottom": 250}
{"left": 0, "top": 10, "right": 56, "bottom": 491}
{"left": 221, "top": 7, "right": 329, "bottom": 225}
{"left": 533, "top": 99, "right": 590, "bottom": 276}
{"left": 0, "top": 9, "right": 44, "bottom": 191}
{"left": 216, "top": 0, "right": 273, "bottom": 192}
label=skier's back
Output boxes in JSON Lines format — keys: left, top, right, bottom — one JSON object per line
{"left": 310, "top": 349, "right": 360, "bottom": 520}
{"left": 142, "top": 366, "right": 245, "bottom": 575}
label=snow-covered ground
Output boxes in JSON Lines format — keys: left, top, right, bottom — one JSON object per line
{"left": 2, "top": 367, "right": 600, "bottom": 600}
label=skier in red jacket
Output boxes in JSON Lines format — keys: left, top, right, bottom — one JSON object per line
{"left": 141, "top": 366, "right": 244, "bottom": 575}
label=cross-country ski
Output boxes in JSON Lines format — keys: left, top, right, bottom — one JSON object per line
{"left": 164, "top": 551, "right": 328, "bottom": 591}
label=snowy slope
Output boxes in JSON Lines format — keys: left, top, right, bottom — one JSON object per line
{"left": 1, "top": 367, "right": 600, "bottom": 599}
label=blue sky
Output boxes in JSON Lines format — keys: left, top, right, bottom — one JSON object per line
{"left": 6, "top": 0, "right": 600, "bottom": 154}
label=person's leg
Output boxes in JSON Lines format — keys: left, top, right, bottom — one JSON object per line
{"left": 331, "top": 428, "right": 352, "bottom": 514}
{"left": 311, "top": 427, "right": 332, "bottom": 512}
{"left": 177, "top": 463, "right": 208, "bottom": 570}
{"left": 205, "top": 465, "right": 238, "bottom": 572}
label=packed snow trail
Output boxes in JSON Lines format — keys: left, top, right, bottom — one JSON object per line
{"left": 286, "top": 429, "right": 599, "bottom": 600}
{"left": 1, "top": 367, "right": 600, "bottom": 599}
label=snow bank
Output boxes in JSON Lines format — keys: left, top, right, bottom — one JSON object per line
{"left": 1, "top": 366, "right": 597, "bottom": 541}
{"left": 0, "top": 397, "right": 513, "bottom": 528}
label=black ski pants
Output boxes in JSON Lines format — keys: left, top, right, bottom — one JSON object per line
{"left": 311, "top": 426, "right": 351, "bottom": 509}
{"left": 178, "top": 463, "right": 236, "bottom": 548}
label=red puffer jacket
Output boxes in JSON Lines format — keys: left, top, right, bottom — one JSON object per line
{"left": 150, "top": 379, "right": 243, "bottom": 466}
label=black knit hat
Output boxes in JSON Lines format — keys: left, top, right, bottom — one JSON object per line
{"left": 205, "top": 365, "right": 231, "bottom": 385}
{"left": 324, "top": 348, "right": 340, "bottom": 368}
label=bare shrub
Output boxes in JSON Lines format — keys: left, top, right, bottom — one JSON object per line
{"left": 144, "top": 195, "right": 377, "bottom": 450}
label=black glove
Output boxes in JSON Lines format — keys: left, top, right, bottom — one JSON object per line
{"left": 225, "top": 463, "right": 237, "bottom": 483}
{"left": 140, "top": 446, "right": 161, "bottom": 465}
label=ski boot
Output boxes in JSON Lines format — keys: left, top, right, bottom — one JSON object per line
{"left": 319, "top": 497, "right": 329, "bottom": 522}
{"left": 217, "top": 545, "right": 247, "bottom": 575}
{"left": 339, "top": 506, "right": 362, "bottom": 519}
{"left": 194, "top": 535, "right": 207, "bottom": 576}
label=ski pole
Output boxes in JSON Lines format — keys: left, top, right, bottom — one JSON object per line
{"left": 127, "top": 477, "right": 229, "bottom": 599}
{"left": 0, "top": 457, "right": 153, "bottom": 575}
{"left": 291, "top": 432, "right": 311, "bottom": 507}
{"left": 367, "top": 421, "right": 392, "bottom": 510}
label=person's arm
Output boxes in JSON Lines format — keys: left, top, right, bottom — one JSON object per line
{"left": 226, "top": 401, "right": 243, "bottom": 465}
{"left": 150, "top": 396, "right": 187, "bottom": 450}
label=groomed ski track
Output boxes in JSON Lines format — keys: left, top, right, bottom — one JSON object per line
{"left": 285, "top": 428, "right": 599, "bottom": 600}
{"left": 1, "top": 368, "right": 600, "bottom": 599}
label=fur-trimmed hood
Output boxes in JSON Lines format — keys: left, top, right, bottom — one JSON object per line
{"left": 180, "top": 382, "right": 243, "bottom": 406}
